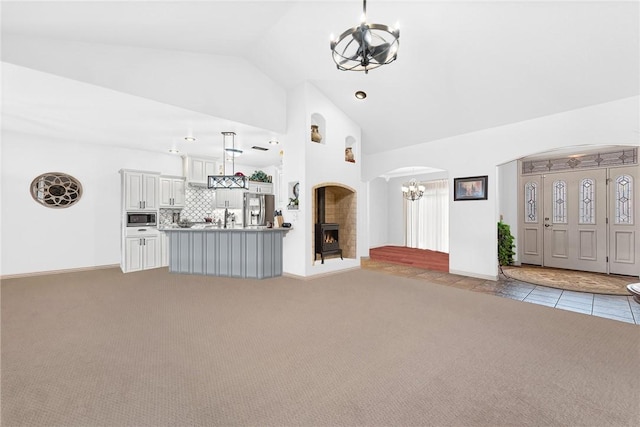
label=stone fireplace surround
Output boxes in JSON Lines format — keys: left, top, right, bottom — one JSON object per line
{"left": 312, "top": 183, "right": 356, "bottom": 262}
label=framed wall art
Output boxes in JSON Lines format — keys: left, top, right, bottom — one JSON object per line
{"left": 453, "top": 176, "right": 488, "bottom": 201}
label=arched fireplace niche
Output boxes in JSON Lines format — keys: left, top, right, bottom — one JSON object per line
{"left": 312, "top": 183, "right": 357, "bottom": 263}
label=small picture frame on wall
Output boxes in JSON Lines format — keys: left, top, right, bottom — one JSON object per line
{"left": 454, "top": 176, "right": 488, "bottom": 201}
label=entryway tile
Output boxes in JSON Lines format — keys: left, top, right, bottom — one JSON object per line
{"left": 592, "top": 306, "right": 635, "bottom": 322}
{"left": 555, "top": 304, "right": 592, "bottom": 315}
{"left": 524, "top": 298, "right": 557, "bottom": 308}
{"left": 555, "top": 299, "right": 593, "bottom": 312}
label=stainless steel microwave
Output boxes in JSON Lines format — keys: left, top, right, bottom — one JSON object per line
{"left": 126, "top": 212, "right": 157, "bottom": 227}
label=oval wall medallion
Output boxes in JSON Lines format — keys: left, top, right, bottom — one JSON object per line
{"left": 30, "top": 172, "right": 83, "bottom": 208}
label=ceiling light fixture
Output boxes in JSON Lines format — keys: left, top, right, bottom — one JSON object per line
{"left": 268, "top": 139, "right": 279, "bottom": 145}
{"left": 355, "top": 90, "right": 367, "bottom": 99}
{"left": 402, "top": 178, "right": 425, "bottom": 202}
{"left": 168, "top": 149, "right": 180, "bottom": 154}
{"left": 208, "top": 132, "right": 249, "bottom": 190}
{"left": 225, "top": 147, "right": 243, "bottom": 157}
{"left": 184, "top": 136, "right": 196, "bottom": 142}
{"left": 330, "top": 0, "right": 400, "bottom": 74}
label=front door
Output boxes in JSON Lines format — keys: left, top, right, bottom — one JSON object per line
{"left": 542, "top": 169, "right": 607, "bottom": 273}
{"left": 520, "top": 160, "right": 639, "bottom": 277}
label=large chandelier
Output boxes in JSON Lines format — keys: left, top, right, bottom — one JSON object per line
{"left": 208, "top": 132, "right": 249, "bottom": 190}
{"left": 402, "top": 179, "right": 425, "bottom": 201}
{"left": 330, "top": 0, "right": 400, "bottom": 74}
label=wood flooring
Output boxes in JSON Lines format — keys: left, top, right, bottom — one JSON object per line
{"left": 369, "top": 245, "right": 449, "bottom": 272}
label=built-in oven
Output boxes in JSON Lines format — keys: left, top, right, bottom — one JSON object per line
{"left": 126, "top": 212, "right": 157, "bottom": 227}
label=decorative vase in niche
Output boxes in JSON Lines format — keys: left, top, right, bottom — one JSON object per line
{"left": 311, "top": 125, "right": 322, "bottom": 143}
{"left": 345, "top": 147, "right": 355, "bottom": 163}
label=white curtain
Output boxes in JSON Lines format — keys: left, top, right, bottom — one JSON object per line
{"left": 404, "top": 179, "right": 449, "bottom": 252}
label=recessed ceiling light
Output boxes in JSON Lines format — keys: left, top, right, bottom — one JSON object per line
{"left": 184, "top": 136, "right": 196, "bottom": 142}
{"left": 355, "top": 90, "right": 367, "bottom": 99}
{"left": 169, "top": 149, "right": 180, "bottom": 154}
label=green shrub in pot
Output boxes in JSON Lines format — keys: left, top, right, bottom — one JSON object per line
{"left": 498, "top": 221, "right": 515, "bottom": 266}
{"left": 250, "top": 170, "right": 269, "bottom": 182}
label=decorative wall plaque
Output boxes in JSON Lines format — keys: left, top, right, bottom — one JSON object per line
{"left": 30, "top": 172, "right": 83, "bottom": 208}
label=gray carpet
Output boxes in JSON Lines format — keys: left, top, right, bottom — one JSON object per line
{"left": 2, "top": 267, "right": 639, "bottom": 426}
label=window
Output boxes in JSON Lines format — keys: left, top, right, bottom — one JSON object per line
{"left": 524, "top": 182, "right": 537, "bottom": 223}
{"left": 404, "top": 179, "right": 449, "bottom": 252}
{"left": 615, "top": 175, "right": 633, "bottom": 224}
{"left": 578, "top": 178, "right": 595, "bottom": 224}
{"left": 552, "top": 180, "right": 567, "bottom": 224}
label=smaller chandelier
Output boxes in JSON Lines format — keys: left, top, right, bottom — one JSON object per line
{"left": 402, "top": 179, "right": 425, "bottom": 202}
{"left": 330, "top": 0, "right": 400, "bottom": 74}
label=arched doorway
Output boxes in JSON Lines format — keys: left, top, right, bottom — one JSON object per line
{"left": 312, "top": 183, "right": 357, "bottom": 263}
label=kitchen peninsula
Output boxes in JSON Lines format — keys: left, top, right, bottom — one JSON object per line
{"left": 163, "top": 225, "right": 290, "bottom": 279}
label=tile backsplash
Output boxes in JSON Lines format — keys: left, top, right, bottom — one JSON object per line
{"left": 160, "top": 186, "right": 241, "bottom": 225}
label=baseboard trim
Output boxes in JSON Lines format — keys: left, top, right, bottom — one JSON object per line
{"left": 1, "top": 264, "right": 121, "bottom": 280}
{"left": 449, "top": 269, "right": 498, "bottom": 281}
{"left": 283, "top": 266, "right": 362, "bottom": 281}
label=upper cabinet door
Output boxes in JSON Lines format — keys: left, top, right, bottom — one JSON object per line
{"left": 248, "top": 181, "right": 273, "bottom": 194}
{"left": 184, "top": 156, "right": 217, "bottom": 185}
{"left": 122, "top": 171, "right": 158, "bottom": 211}
{"left": 143, "top": 174, "right": 158, "bottom": 210}
{"left": 172, "top": 179, "right": 185, "bottom": 207}
{"left": 159, "top": 177, "right": 185, "bottom": 207}
{"left": 159, "top": 177, "right": 173, "bottom": 206}
{"left": 124, "top": 172, "right": 144, "bottom": 210}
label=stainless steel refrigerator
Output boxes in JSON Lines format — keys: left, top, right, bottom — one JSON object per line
{"left": 243, "top": 193, "right": 275, "bottom": 226}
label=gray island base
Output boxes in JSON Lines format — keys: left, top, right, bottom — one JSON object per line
{"left": 164, "top": 227, "right": 291, "bottom": 279}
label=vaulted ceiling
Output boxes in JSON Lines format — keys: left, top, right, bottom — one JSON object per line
{"left": 2, "top": 1, "right": 638, "bottom": 166}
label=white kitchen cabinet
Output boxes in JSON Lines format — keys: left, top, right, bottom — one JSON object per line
{"left": 122, "top": 170, "right": 158, "bottom": 211}
{"left": 215, "top": 189, "right": 244, "bottom": 209}
{"left": 159, "top": 176, "right": 185, "bottom": 208}
{"left": 183, "top": 155, "right": 218, "bottom": 186}
{"left": 248, "top": 181, "right": 273, "bottom": 194}
{"left": 124, "top": 235, "right": 160, "bottom": 272}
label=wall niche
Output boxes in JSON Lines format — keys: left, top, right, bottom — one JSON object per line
{"left": 345, "top": 136, "right": 357, "bottom": 163}
{"left": 310, "top": 113, "right": 326, "bottom": 144}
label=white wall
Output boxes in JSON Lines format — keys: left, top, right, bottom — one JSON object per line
{"left": 281, "top": 82, "right": 365, "bottom": 277}
{"left": 367, "top": 178, "right": 389, "bottom": 248}
{"left": 1, "top": 134, "right": 182, "bottom": 276}
{"left": 364, "top": 97, "right": 639, "bottom": 280}
{"left": 498, "top": 160, "right": 519, "bottom": 263}
{"left": 281, "top": 84, "right": 308, "bottom": 277}
{"left": 3, "top": 35, "right": 287, "bottom": 133}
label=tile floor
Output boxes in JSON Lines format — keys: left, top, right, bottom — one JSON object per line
{"left": 362, "top": 260, "right": 640, "bottom": 325}
{"left": 493, "top": 278, "right": 640, "bottom": 325}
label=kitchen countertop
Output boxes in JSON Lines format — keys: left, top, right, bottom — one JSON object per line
{"left": 160, "top": 224, "right": 291, "bottom": 232}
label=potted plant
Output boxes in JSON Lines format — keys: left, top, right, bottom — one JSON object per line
{"left": 498, "top": 221, "right": 515, "bottom": 266}
{"left": 250, "top": 170, "right": 270, "bottom": 183}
